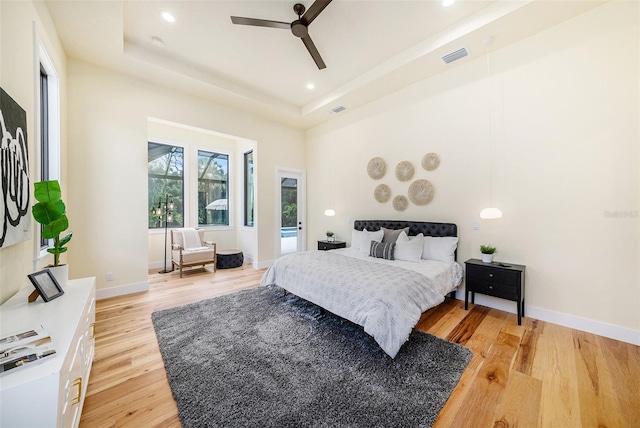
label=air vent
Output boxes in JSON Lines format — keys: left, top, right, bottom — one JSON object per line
{"left": 329, "top": 105, "right": 346, "bottom": 114}
{"left": 442, "top": 47, "right": 469, "bottom": 64}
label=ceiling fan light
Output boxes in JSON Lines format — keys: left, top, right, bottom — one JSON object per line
{"left": 480, "top": 207, "right": 503, "bottom": 220}
{"left": 324, "top": 209, "right": 335, "bottom": 217}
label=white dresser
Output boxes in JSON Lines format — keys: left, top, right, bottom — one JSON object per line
{"left": 0, "top": 277, "right": 96, "bottom": 428}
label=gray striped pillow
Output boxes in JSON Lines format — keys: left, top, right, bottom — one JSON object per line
{"left": 369, "top": 241, "right": 395, "bottom": 260}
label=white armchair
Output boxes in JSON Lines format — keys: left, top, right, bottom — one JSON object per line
{"left": 170, "top": 228, "right": 217, "bottom": 278}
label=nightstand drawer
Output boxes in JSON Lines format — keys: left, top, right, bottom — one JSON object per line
{"left": 318, "top": 240, "right": 346, "bottom": 251}
{"left": 473, "top": 281, "right": 518, "bottom": 300}
{"left": 467, "top": 265, "right": 520, "bottom": 285}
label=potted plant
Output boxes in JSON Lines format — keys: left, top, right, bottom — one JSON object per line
{"left": 326, "top": 231, "right": 335, "bottom": 242}
{"left": 32, "top": 180, "right": 73, "bottom": 287}
{"left": 480, "top": 244, "right": 496, "bottom": 263}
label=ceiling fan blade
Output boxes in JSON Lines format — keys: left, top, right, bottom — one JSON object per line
{"left": 230, "top": 16, "right": 290, "bottom": 30}
{"left": 301, "top": 0, "right": 332, "bottom": 25}
{"left": 301, "top": 35, "right": 326, "bottom": 70}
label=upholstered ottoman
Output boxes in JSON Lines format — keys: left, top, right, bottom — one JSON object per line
{"left": 216, "top": 249, "right": 244, "bottom": 269}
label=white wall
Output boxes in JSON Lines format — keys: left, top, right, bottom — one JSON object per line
{"left": 0, "top": 1, "right": 67, "bottom": 304}
{"left": 307, "top": 1, "right": 639, "bottom": 341}
{"left": 67, "top": 59, "right": 304, "bottom": 294}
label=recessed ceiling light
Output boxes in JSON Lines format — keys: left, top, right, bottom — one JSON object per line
{"left": 162, "top": 11, "right": 175, "bottom": 23}
{"left": 442, "top": 0, "right": 455, "bottom": 7}
{"left": 151, "top": 36, "right": 165, "bottom": 47}
{"left": 306, "top": 83, "right": 315, "bottom": 90}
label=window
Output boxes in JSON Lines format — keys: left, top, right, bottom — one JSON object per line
{"left": 244, "top": 150, "right": 254, "bottom": 227}
{"left": 198, "top": 150, "right": 229, "bottom": 226}
{"left": 148, "top": 142, "right": 184, "bottom": 229}
{"left": 38, "top": 47, "right": 60, "bottom": 254}
{"left": 39, "top": 66, "right": 49, "bottom": 249}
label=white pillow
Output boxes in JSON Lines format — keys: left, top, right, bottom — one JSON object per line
{"left": 352, "top": 228, "right": 384, "bottom": 255}
{"left": 422, "top": 236, "right": 458, "bottom": 264}
{"left": 394, "top": 232, "right": 424, "bottom": 262}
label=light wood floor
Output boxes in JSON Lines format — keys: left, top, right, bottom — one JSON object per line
{"left": 81, "top": 264, "right": 640, "bottom": 427}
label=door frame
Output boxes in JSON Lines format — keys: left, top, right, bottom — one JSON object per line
{"left": 275, "top": 167, "right": 306, "bottom": 258}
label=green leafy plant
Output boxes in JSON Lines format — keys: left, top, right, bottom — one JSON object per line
{"left": 326, "top": 231, "right": 335, "bottom": 237}
{"left": 32, "top": 180, "right": 72, "bottom": 266}
{"left": 480, "top": 244, "right": 497, "bottom": 254}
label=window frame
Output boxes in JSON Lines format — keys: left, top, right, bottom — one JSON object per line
{"left": 37, "top": 44, "right": 61, "bottom": 258}
{"left": 196, "top": 148, "right": 232, "bottom": 229}
{"left": 244, "top": 150, "right": 254, "bottom": 227}
{"left": 148, "top": 141, "right": 187, "bottom": 231}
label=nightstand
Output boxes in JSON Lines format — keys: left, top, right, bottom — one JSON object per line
{"left": 318, "top": 240, "right": 346, "bottom": 251}
{"left": 464, "top": 258, "right": 526, "bottom": 325}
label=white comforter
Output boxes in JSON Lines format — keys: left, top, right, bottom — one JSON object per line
{"left": 260, "top": 248, "right": 463, "bottom": 358}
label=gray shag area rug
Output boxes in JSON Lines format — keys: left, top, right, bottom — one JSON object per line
{"left": 151, "top": 286, "right": 472, "bottom": 428}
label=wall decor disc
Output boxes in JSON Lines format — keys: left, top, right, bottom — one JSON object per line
{"left": 392, "top": 195, "right": 409, "bottom": 212}
{"left": 421, "top": 153, "right": 440, "bottom": 171}
{"left": 395, "top": 161, "right": 414, "bottom": 182}
{"left": 408, "top": 179, "right": 435, "bottom": 205}
{"left": 367, "top": 157, "right": 386, "bottom": 180}
{"left": 374, "top": 184, "right": 391, "bottom": 203}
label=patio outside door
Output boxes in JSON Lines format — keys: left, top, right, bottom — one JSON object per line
{"left": 277, "top": 168, "right": 305, "bottom": 257}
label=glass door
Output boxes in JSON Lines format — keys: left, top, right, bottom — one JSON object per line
{"left": 277, "top": 168, "right": 305, "bottom": 256}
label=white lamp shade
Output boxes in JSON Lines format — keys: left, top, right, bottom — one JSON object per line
{"left": 480, "top": 207, "right": 503, "bottom": 219}
{"left": 324, "top": 209, "right": 336, "bottom": 217}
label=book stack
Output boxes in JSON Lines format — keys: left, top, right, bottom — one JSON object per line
{"left": 0, "top": 326, "right": 57, "bottom": 375}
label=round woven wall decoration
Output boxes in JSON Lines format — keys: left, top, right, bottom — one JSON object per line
{"left": 421, "top": 153, "right": 440, "bottom": 171}
{"left": 374, "top": 184, "right": 391, "bottom": 203}
{"left": 395, "top": 161, "right": 414, "bottom": 182}
{"left": 392, "top": 195, "right": 409, "bottom": 212}
{"left": 367, "top": 157, "right": 386, "bottom": 180}
{"left": 408, "top": 179, "right": 435, "bottom": 206}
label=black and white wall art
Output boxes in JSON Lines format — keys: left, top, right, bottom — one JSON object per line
{"left": 0, "top": 87, "right": 30, "bottom": 248}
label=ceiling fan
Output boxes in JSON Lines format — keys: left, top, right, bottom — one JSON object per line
{"left": 231, "top": 0, "right": 332, "bottom": 70}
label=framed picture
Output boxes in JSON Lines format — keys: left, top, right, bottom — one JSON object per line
{"left": 27, "top": 270, "right": 64, "bottom": 302}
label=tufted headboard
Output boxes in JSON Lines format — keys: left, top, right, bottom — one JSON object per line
{"left": 353, "top": 220, "right": 457, "bottom": 238}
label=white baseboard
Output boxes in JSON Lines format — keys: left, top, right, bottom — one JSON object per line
{"left": 96, "top": 281, "right": 149, "bottom": 300}
{"left": 149, "top": 260, "right": 170, "bottom": 270}
{"left": 254, "top": 259, "right": 273, "bottom": 269}
{"left": 465, "top": 294, "right": 640, "bottom": 346}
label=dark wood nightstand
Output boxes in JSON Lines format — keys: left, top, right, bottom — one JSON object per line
{"left": 464, "top": 258, "right": 526, "bottom": 325}
{"left": 317, "top": 240, "right": 346, "bottom": 251}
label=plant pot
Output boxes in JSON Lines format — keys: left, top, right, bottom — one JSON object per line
{"left": 47, "top": 264, "right": 68, "bottom": 289}
{"left": 327, "top": 236, "right": 335, "bottom": 242}
{"left": 481, "top": 253, "right": 494, "bottom": 263}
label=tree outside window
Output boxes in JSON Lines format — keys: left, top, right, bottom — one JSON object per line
{"left": 198, "top": 150, "right": 228, "bottom": 226}
{"left": 148, "top": 142, "right": 184, "bottom": 228}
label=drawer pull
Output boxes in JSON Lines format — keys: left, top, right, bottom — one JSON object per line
{"left": 489, "top": 285, "right": 494, "bottom": 290}
{"left": 71, "top": 377, "right": 83, "bottom": 405}
{"left": 489, "top": 273, "right": 494, "bottom": 278}
{"left": 89, "top": 322, "right": 96, "bottom": 339}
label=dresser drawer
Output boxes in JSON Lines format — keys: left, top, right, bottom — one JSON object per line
{"left": 467, "top": 264, "right": 520, "bottom": 285}
{"left": 473, "top": 281, "right": 518, "bottom": 301}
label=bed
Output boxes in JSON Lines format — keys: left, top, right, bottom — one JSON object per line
{"left": 260, "top": 220, "right": 463, "bottom": 358}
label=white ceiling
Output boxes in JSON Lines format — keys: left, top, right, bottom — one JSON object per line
{"left": 45, "top": 0, "right": 604, "bottom": 129}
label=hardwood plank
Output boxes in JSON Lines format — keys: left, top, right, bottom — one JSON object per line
{"left": 492, "top": 369, "right": 542, "bottom": 427}
{"left": 448, "top": 331, "right": 520, "bottom": 427}
{"left": 446, "top": 305, "right": 491, "bottom": 345}
{"left": 573, "top": 330, "right": 625, "bottom": 428}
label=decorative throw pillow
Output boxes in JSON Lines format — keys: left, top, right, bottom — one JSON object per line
{"left": 422, "top": 236, "right": 458, "bottom": 264}
{"left": 369, "top": 241, "right": 395, "bottom": 260}
{"left": 394, "top": 232, "right": 424, "bottom": 262}
{"left": 381, "top": 227, "right": 410, "bottom": 244}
